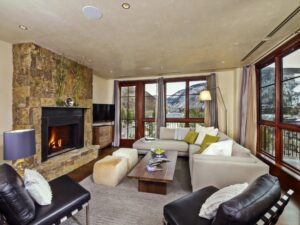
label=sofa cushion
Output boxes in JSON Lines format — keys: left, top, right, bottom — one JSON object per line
{"left": 202, "top": 140, "right": 233, "bottom": 156}
{"left": 212, "top": 174, "right": 281, "bottom": 225}
{"left": 217, "top": 132, "right": 230, "bottom": 142}
{"left": 193, "top": 154, "right": 257, "bottom": 163}
{"left": 232, "top": 143, "right": 251, "bottom": 157}
{"left": 160, "top": 127, "right": 176, "bottom": 140}
{"left": 24, "top": 169, "right": 52, "bottom": 206}
{"left": 195, "top": 128, "right": 218, "bottom": 145}
{"left": 196, "top": 134, "right": 220, "bottom": 154}
{"left": 0, "top": 164, "right": 35, "bottom": 225}
{"left": 184, "top": 131, "right": 199, "bottom": 144}
{"left": 199, "top": 183, "right": 248, "bottom": 219}
{"left": 133, "top": 138, "right": 189, "bottom": 152}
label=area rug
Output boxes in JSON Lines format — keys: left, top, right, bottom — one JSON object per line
{"left": 63, "top": 157, "right": 191, "bottom": 225}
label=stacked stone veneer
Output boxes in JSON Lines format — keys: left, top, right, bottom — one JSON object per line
{"left": 12, "top": 43, "right": 98, "bottom": 180}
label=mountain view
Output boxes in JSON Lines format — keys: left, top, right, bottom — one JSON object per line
{"left": 261, "top": 67, "right": 300, "bottom": 124}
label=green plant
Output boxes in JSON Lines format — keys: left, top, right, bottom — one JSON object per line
{"left": 55, "top": 57, "right": 67, "bottom": 106}
{"left": 73, "top": 64, "right": 82, "bottom": 106}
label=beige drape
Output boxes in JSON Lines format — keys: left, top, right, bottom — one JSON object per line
{"left": 242, "top": 65, "right": 257, "bottom": 154}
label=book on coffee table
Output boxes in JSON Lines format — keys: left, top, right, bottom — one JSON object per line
{"left": 146, "top": 164, "right": 163, "bottom": 172}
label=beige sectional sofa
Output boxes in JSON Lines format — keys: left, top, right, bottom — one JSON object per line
{"left": 133, "top": 127, "right": 189, "bottom": 156}
{"left": 133, "top": 127, "right": 269, "bottom": 191}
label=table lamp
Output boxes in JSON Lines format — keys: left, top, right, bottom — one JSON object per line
{"left": 3, "top": 129, "right": 36, "bottom": 175}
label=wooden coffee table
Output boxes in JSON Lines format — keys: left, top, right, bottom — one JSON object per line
{"left": 127, "top": 151, "right": 178, "bottom": 195}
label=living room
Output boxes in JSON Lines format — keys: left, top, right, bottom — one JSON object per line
{"left": 0, "top": 1, "right": 299, "bottom": 225}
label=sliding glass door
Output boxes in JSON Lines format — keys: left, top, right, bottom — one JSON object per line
{"left": 120, "top": 84, "right": 137, "bottom": 146}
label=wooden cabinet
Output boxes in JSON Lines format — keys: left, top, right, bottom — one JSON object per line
{"left": 93, "top": 125, "right": 114, "bottom": 149}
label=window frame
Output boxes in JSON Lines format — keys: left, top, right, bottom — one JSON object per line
{"left": 256, "top": 33, "right": 300, "bottom": 175}
{"left": 164, "top": 76, "right": 207, "bottom": 127}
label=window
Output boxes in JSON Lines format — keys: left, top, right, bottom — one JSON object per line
{"left": 144, "top": 83, "right": 157, "bottom": 137}
{"left": 189, "top": 81, "right": 206, "bottom": 118}
{"left": 281, "top": 49, "right": 300, "bottom": 125}
{"left": 256, "top": 35, "right": 300, "bottom": 174}
{"left": 119, "top": 76, "right": 207, "bottom": 146}
{"left": 166, "top": 82, "right": 186, "bottom": 118}
{"left": 260, "top": 63, "right": 275, "bottom": 121}
{"left": 165, "top": 78, "right": 207, "bottom": 127}
{"left": 120, "top": 86, "right": 136, "bottom": 139}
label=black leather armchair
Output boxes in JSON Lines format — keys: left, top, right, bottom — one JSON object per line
{"left": 164, "top": 174, "right": 291, "bottom": 225}
{"left": 0, "top": 164, "right": 90, "bottom": 225}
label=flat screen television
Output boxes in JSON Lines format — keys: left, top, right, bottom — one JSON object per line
{"left": 93, "top": 104, "right": 115, "bottom": 122}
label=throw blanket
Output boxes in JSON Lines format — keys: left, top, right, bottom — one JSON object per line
{"left": 174, "top": 128, "right": 190, "bottom": 140}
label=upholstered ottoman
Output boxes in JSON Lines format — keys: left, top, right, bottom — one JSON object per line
{"left": 112, "top": 148, "right": 138, "bottom": 171}
{"left": 93, "top": 155, "right": 127, "bottom": 187}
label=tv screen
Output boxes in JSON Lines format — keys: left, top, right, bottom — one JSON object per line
{"left": 93, "top": 104, "right": 115, "bottom": 122}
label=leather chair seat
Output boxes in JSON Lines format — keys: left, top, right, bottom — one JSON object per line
{"left": 164, "top": 186, "right": 219, "bottom": 225}
{"left": 28, "top": 175, "right": 90, "bottom": 225}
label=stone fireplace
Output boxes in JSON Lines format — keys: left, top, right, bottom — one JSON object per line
{"left": 12, "top": 43, "right": 98, "bottom": 180}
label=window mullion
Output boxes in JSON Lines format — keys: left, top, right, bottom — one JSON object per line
{"left": 275, "top": 56, "right": 282, "bottom": 164}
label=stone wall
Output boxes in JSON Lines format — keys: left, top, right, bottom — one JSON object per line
{"left": 12, "top": 43, "right": 97, "bottom": 179}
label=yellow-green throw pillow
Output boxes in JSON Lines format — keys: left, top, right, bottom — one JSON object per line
{"left": 184, "top": 131, "right": 199, "bottom": 144}
{"left": 196, "top": 134, "right": 220, "bottom": 154}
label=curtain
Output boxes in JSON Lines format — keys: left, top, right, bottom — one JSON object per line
{"left": 240, "top": 66, "right": 250, "bottom": 145}
{"left": 112, "top": 80, "right": 120, "bottom": 147}
{"left": 206, "top": 73, "right": 218, "bottom": 127}
{"left": 156, "top": 77, "right": 165, "bottom": 138}
{"left": 239, "top": 65, "right": 257, "bottom": 153}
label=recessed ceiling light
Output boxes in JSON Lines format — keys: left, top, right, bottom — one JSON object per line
{"left": 221, "top": 61, "right": 225, "bottom": 64}
{"left": 18, "top": 25, "right": 28, "bottom": 30}
{"left": 82, "top": 6, "right": 102, "bottom": 20}
{"left": 122, "top": 3, "right": 130, "bottom": 9}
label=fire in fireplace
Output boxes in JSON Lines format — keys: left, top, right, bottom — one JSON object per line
{"left": 48, "top": 125, "right": 73, "bottom": 153}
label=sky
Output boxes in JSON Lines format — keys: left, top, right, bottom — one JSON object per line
{"left": 145, "top": 80, "right": 206, "bottom": 96}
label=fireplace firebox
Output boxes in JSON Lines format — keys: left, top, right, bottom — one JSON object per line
{"left": 41, "top": 107, "right": 85, "bottom": 162}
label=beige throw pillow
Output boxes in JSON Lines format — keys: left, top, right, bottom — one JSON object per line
{"left": 199, "top": 183, "right": 248, "bottom": 219}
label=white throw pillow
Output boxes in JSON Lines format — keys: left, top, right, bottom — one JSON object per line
{"left": 174, "top": 128, "right": 190, "bottom": 140}
{"left": 24, "top": 169, "right": 52, "bottom": 205}
{"left": 195, "top": 124, "right": 215, "bottom": 133}
{"left": 199, "top": 183, "right": 248, "bottom": 219}
{"left": 194, "top": 127, "right": 218, "bottom": 145}
{"left": 201, "top": 140, "right": 233, "bottom": 156}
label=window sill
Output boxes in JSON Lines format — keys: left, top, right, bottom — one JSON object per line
{"left": 257, "top": 152, "right": 300, "bottom": 181}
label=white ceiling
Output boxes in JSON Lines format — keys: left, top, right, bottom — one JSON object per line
{"left": 0, "top": 0, "right": 299, "bottom": 78}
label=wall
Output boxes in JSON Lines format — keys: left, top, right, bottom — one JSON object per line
{"left": 0, "top": 40, "right": 13, "bottom": 163}
{"left": 93, "top": 75, "right": 114, "bottom": 104}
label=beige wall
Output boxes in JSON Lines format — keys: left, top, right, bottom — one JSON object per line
{"left": 93, "top": 75, "right": 114, "bottom": 104}
{"left": 0, "top": 40, "right": 13, "bottom": 163}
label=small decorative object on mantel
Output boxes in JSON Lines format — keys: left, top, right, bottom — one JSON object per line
{"left": 65, "top": 97, "right": 74, "bottom": 107}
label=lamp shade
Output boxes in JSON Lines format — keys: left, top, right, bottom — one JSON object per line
{"left": 3, "top": 129, "right": 36, "bottom": 160}
{"left": 199, "top": 90, "right": 212, "bottom": 101}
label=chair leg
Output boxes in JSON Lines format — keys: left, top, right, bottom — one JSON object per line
{"left": 86, "top": 204, "right": 90, "bottom": 225}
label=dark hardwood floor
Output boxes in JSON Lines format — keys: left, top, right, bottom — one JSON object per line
{"left": 67, "top": 146, "right": 300, "bottom": 225}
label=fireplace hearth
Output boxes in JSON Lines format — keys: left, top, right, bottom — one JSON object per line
{"left": 41, "top": 107, "right": 85, "bottom": 162}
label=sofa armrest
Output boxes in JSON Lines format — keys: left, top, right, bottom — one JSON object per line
{"left": 191, "top": 154, "right": 269, "bottom": 192}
